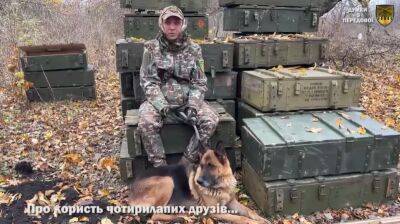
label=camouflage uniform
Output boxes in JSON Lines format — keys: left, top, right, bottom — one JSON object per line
{"left": 138, "top": 6, "right": 219, "bottom": 167}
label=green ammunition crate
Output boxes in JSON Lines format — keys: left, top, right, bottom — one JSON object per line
{"left": 124, "top": 13, "right": 208, "bottom": 40}
{"left": 20, "top": 44, "right": 87, "bottom": 72}
{"left": 119, "top": 139, "right": 240, "bottom": 182}
{"left": 232, "top": 36, "right": 328, "bottom": 69}
{"left": 25, "top": 66, "right": 95, "bottom": 88}
{"left": 241, "top": 67, "right": 361, "bottom": 112}
{"left": 120, "top": 72, "right": 135, "bottom": 97}
{"left": 241, "top": 111, "right": 400, "bottom": 181}
{"left": 119, "top": 72, "right": 144, "bottom": 100}
{"left": 120, "top": 0, "right": 207, "bottom": 13}
{"left": 119, "top": 139, "right": 183, "bottom": 182}
{"left": 122, "top": 72, "right": 236, "bottom": 102}
{"left": 121, "top": 96, "right": 142, "bottom": 118}
{"left": 237, "top": 101, "right": 264, "bottom": 134}
{"left": 205, "top": 72, "right": 237, "bottom": 100}
{"left": 219, "top": 0, "right": 340, "bottom": 13}
{"left": 237, "top": 101, "right": 365, "bottom": 135}
{"left": 125, "top": 102, "right": 236, "bottom": 158}
{"left": 208, "top": 100, "right": 236, "bottom": 120}
{"left": 223, "top": 6, "right": 319, "bottom": 33}
{"left": 26, "top": 86, "right": 96, "bottom": 102}
{"left": 200, "top": 42, "right": 234, "bottom": 74}
{"left": 242, "top": 159, "right": 399, "bottom": 216}
{"left": 116, "top": 39, "right": 144, "bottom": 73}
{"left": 116, "top": 39, "right": 233, "bottom": 73}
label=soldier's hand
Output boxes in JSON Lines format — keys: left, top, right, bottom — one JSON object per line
{"left": 185, "top": 107, "right": 197, "bottom": 124}
{"left": 160, "top": 106, "right": 170, "bottom": 118}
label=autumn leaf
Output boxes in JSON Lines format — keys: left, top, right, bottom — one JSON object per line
{"left": 98, "top": 157, "right": 117, "bottom": 172}
{"left": 282, "top": 220, "right": 292, "bottom": 224}
{"left": 202, "top": 217, "right": 214, "bottom": 224}
{"left": 38, "top": 191, "right": 51, "bottom": 206}
{"left": 23, "top": 81, "right": 33, "bottom": 90}
{"left": 360, "top": 113, "right": 368, "bottom": 120}
{"left": 385, "top": 117, "right": 396, "bottom": 127}
{"left": 130, "top": 37, "right": 144, "bottom": 43}
{"left": 0, "top": 175, "right": 8, "bottom": 185}
{"left": 100, "top": 217, "right": 113, "bottom": 224}
{"left": 358, "top": 127, "right": 367, "bottom": 135}
{"left": 45, "top": 190, "right": 55, "bottom": 196}
{"left": 69, "top": 217, "right": 79, "bottom": 223}
{"left": 98, "top": 188, "right": 110, "bottom": 198}
{"left": 0, "top": 192, "right": 20, "bottom": 205}
{"left": 79, "top": 216, "right": 90, "bottom": 222}
{"left": 44, "top": 131, "right": 53, "bottom": 141}
{"left": 31, "top": 138, "right": 39, "bottom": 145}
{"left": 14, "top": 71, "right": 24, "bottom": 80}
{"left": 108, "top": 199, "right": 121, "bottom": 206}
{"left": 63, "top": 153, "right": 83, "bottom": 165}
{"left": 336, "top": 118, "right": 343, "bottom": 128}
{"left": 297, "top": 68, "right": 308, "bottom": 76}
{"left": 26, "top": 193, "right": 38, "bottom": 206}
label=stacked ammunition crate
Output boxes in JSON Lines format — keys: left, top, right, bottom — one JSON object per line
{"left": 117, "top": 0, "right": 240, "bottom": 182}
{"left": 221, "top": 0, "right": 400, "bottom": 217}
{"left": 20, "top": 44, "right": 96, "bottom": 102}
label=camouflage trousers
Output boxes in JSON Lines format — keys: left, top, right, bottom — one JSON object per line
{"left": 138, "top": 101, "right": 219, "bottom": 165}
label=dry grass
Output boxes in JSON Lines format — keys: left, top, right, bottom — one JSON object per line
{"left": 0, "top": 0, "right": 124, "bottom": 88}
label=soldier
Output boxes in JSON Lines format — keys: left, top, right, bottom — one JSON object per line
{"left": 138, "top": 6, "right": 219, "bottom": 167}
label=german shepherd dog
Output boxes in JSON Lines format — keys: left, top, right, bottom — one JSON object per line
{"left": 127, "top": 142, "right": 270, "bottom": 224}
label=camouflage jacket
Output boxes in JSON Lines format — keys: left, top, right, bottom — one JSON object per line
{"left": 140, "top": 35, "right": 207, "bottom": 112}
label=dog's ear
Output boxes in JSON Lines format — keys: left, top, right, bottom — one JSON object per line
{"left": 214, "top": 141, "right": 227, "bottom": 165}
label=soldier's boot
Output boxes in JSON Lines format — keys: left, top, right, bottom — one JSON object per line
{"left": 141, "top": 133, "right": 167, "bottom": 168}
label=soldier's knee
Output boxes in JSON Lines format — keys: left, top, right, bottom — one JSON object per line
{"left": 138, "top": 116, "right": 162, "bottom": 134}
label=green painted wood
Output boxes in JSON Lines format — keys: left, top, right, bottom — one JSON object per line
{"left": 232, "top": 37, "right": 328, "bottom": 69}
{"left": 20, "top": 44, "right": 87, "bottom": 72}
{"left": 116, "top": 39, "right": 233, "bottom": 74}
{"left": 241, "top": 67, "right": 362, "bottom": 112}
{"left": 241, "top": 110, "right": 400, "bottom": 181}
{"left": 125, "top": 101, "right": 237, "bottom": 158}
{"left": 124, "top": 14, "right": 208, "bottom": 40}
{"left": 223, "top": 6, "right": 320, "bottom": 33}
{"left": 26, "top": 86, "right": 96, "bottom": 102}
{"left": 219, "top": 0, "right": 340, "bottom": 14}
{"left": 25, "top": 67, "right": 95, "bottom": 88}
{"left": 242, "top": 159, "right": 399, "bottom": 216}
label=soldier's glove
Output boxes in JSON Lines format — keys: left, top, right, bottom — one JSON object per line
{"left": 185, "top": 107, "right": 197, "bottom": 125}
{"left": 160, "top": 106, "right": 170, "bottom": 118}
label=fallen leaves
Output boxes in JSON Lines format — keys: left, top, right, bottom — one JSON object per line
{"left": 100, "top": 217, "right": 113, "bottom": 224}
{"left": 358, "top": 127, "right": 367, "bottom": 135}
{"left": 98, "top": 157, "right": 118, "bottom": 172}
{"left": 0, "top": 191, "right": 21, "bottom": 206}
{"left": 63, "top": 153, "right": 83, "bottom": 165}
{"left": 44, "top": 130, "right": 53, "bottom": 141}
{"left": 385, "top": 117, "right": 396, "bottom": 127}
{"left": 336, "top": 118, "right": 343, "bottom": 128}
{"left": 98, "top": 188, "right": 110, "bottom": 198}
